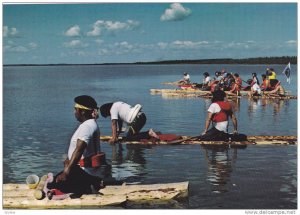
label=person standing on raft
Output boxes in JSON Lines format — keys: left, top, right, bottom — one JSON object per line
{"left": 201, "top": 90, "right": 238, "bottom": 141}
{"left": 100, "top": 101, "right": 159, "bottom": 144}
{"left": 47, "top": 95, "right": 104, "bottom": 195}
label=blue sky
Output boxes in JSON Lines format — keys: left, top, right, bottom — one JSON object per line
{"left": 3, "top": 3, "right": 297, "bottom": 64}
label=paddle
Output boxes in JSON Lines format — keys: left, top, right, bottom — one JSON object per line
{"left": 168, "top": 135, "right": 203, "bottom": 144}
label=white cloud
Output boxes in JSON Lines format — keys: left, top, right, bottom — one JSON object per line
{"left": 4, "top": 45, "right": 28, "bottom": 53}
{"left": 87, "top": 20, "right": 140, "bottom": 36}
{"left": 63, "top": 39, "right": 88, "bottom": 48}
{"left": 3, "top": 26, "right": 19, "bottom": 37}
{"left": 3, "top": 41, "right": 38, "bottom": 53}
{"left": 64, "top": 25, "right": 80, "bottom": 37}
{"left": 87, "top": 26, "right": 101, "bottom": 36}
{"left": 286, "top": 40, "right": 297, "bottom": 44}
{"left": 157, "top": 42, "right": 168, "bottom": 49}
{"left": 28, "top": 42, "right": 38, "bottom": 49}
{"left": 171, "top": 40, "right": 209, "bottom": 49}
{"left": 160, "top": 3, "right": 192, "bottom": 21}
{"left": 3, "top": 26, "right": 8, "bottom": 37}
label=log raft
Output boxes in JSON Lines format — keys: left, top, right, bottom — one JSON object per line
{"left": 100, "top": 135, "right": 297, "bottom": 145}
{"left": 150, "top": 89, "right": 297, "bottom": 99}
{"left": 3, "top": 181, "right": 189, "bottom": 209}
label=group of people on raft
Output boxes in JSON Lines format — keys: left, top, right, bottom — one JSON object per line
{"left": 179, "top": 68, "right": 286, "bottom": 97}
{"left": 47, "top": 88, "right": 243, "bottom": 199}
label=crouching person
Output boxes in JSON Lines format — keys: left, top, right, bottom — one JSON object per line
{"left": 100, "top": 101, "right": 159, "bottom": 143}
{"left": 47, "top": 95, "right": 104, "bottom": 197}
{"left": 201, "top": 90, "right": 238, "bottom": 141}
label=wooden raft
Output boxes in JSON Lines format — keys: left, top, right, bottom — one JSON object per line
{"left": 150, "top": 89, "right": 297, "bottom": 99}
{"left": 3, "top": 181, "right": 189, "bottom": 209}
{"left": 100, "top": 135, "right": 297, "bottom": 145}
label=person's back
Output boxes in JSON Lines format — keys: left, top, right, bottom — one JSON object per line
{"left": 268, "top": 68, "right": 276, "bottom": 80}
{"left": 110, "top": 101, "right": 132, "bottom": 123}
{"left": 201, "top": 90, "right": 238, "bottom": 141}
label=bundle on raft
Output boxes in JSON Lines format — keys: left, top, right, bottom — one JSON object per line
{"left": 150, "top": 89, "right": 297, "bottom": 99}
{"left": 3, "top": 181, "right": 189, "bottom": 209}
{"left": 100, "top": 135, "right": 297, "bottom": 145}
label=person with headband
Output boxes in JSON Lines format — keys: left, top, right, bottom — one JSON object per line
{"left": 47, "top": 95, "right": 105, "bottom": 196}
{"left": 100, "top": 101, "right": 159, "bottom": 144}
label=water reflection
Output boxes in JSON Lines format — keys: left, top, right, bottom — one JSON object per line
{"left": 201, "top": 145, "right": 246, "bottom": 193}
{"left": 110, "top": 143, "right": 148, "bottom": 183}
{"left": 247, "top": 97, "right": 289, "bottom": 116}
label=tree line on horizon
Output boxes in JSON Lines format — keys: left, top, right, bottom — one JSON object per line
{"left": 135, "top": 56, "right": 297, "bottom": 65}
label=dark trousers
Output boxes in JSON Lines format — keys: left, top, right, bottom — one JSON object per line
{"left": 125, "top": 112, "right": 149, "bottom": 141}
{"left": 201, "top": 127, "right": 229, "bottom": 141}
{"left": 47, "top": 165, "right": 102, "bottom": 194}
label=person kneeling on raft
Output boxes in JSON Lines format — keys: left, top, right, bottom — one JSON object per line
{"left": 201, "top": 90, "right": 239, "bottom": 141}
{"left": 100, "top": 101, "right": 159, "bottom": 144}
{"left": 47, "top": 95, "right": 105, "bottom": 196}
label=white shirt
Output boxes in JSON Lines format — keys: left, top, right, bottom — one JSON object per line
{"left": 252, "top": 83, "right": 261, "bottom": 94}
{"left": 68, "top": 119, "right": 100, "bottom": 175}
{"left": 203, "top": 76, "right": 211, "bottom": 84}
{"left": 110, "top": 101, "right": 132, "bottom": 123}
{"left": 183, "top": 74, "right": 190, "bottom": 81}
{"left": 207, "top": 103, "right": 228, "bottom": 132}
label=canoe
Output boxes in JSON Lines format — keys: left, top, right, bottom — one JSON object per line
{"left": 100, "top": 135, "right": 297, "bottom": 145}
{"left": 3, "top": 181, "right": 189, "bottom": 209}
{"left": 150, "top": 89, "right": 297, "bottom": 99}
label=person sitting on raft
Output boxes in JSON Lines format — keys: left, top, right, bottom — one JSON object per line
{"left": 195, "top": 72, "right": 212, "bottom": 90}
{"left": 266, "top": 68, "right": 277, "bottom": 87}
{"left": 265, "top": 80, "right": 285, "bottom": 97}
{"left": 222, "top": 73, "right": 235, "bottom": 91}
{"left": 228, "top": 73, "right": 242, "bottom": 96}
{"left": 178, "top": 72, "right": 190, "bottom": 84}
{"left": 252, "top": 72, "right": 260, "bottom": 85}
{"left": 47, "top": 95, "right": 104, "bottom": 196}
{"left": 260, "top": 74, "right": 271, "bottom": 91}
{"left": 201, "top": 90, "right": 238, "bottom": 141}
{"left": 247, "top": 79, "right": 262, "bottom": 97}
{"left": 100, "top": 101, "right": 159, "bottom": 144}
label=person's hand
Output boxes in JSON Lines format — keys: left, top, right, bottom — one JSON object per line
{"left": 109, "top": 137, "right": 118, "bottom": 144}
{"left": 56, "top": 172, "right": 68, "bottom": 183}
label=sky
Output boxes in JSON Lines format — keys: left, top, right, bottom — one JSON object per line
{"left": 2, "top": 2, "right": 298, "bottom": 64}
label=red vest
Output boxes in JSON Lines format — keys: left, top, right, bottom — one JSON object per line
{"left": 212, "top": 101, "right": 232, "bottom": 122}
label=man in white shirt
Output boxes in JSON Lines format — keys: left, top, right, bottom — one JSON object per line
{"left": 178, "top": 72, "right": 191, "bottom": 84}
{"left": 100, "top": 101, "right": 159, "bottom": 143}
{"left": 47, "top": 95, "right": 104, "bottom": 195}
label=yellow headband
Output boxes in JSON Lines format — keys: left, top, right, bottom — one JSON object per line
{"left": 74, "top": 103, "right": 92, "bottom": 110}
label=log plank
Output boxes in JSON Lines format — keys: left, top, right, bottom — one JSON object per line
{"left": 3, "top": 181, "right": 189, "bottom": 209}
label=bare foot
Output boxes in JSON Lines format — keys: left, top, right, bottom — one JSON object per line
{"left": 149, "top": 129, "right": 160, "bottom": 139}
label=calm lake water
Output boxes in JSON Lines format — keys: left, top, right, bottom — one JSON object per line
{"left": 3, "top": 64, "right": 297, "bottom": 209}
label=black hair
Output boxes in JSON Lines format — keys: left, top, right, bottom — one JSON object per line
{"left": 211, "top": 90, "right": 226, "bottom": 103}
{"left": 252, "top": 73, "right": 257, "bottom": 77}
{"left": 234, "top": 73, "right": 239, "bottom": 77}
{"left": 100, "top": 103, "right": 114, "bottom": 118}
{"left": 261, "top": 74, "right": 266, "bottom": 79}
{"left": 204, "top": 72, "right": 209, "bottom": 77}
{"left": 74, "top": 95, "right": 98, "bottom": 109}
{"left": 247, "top": 79, "right": 253, "bottom": 85}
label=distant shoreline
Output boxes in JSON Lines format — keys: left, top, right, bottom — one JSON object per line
{"left": 4, "top": 56, "right": 296, "bottom": 67}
